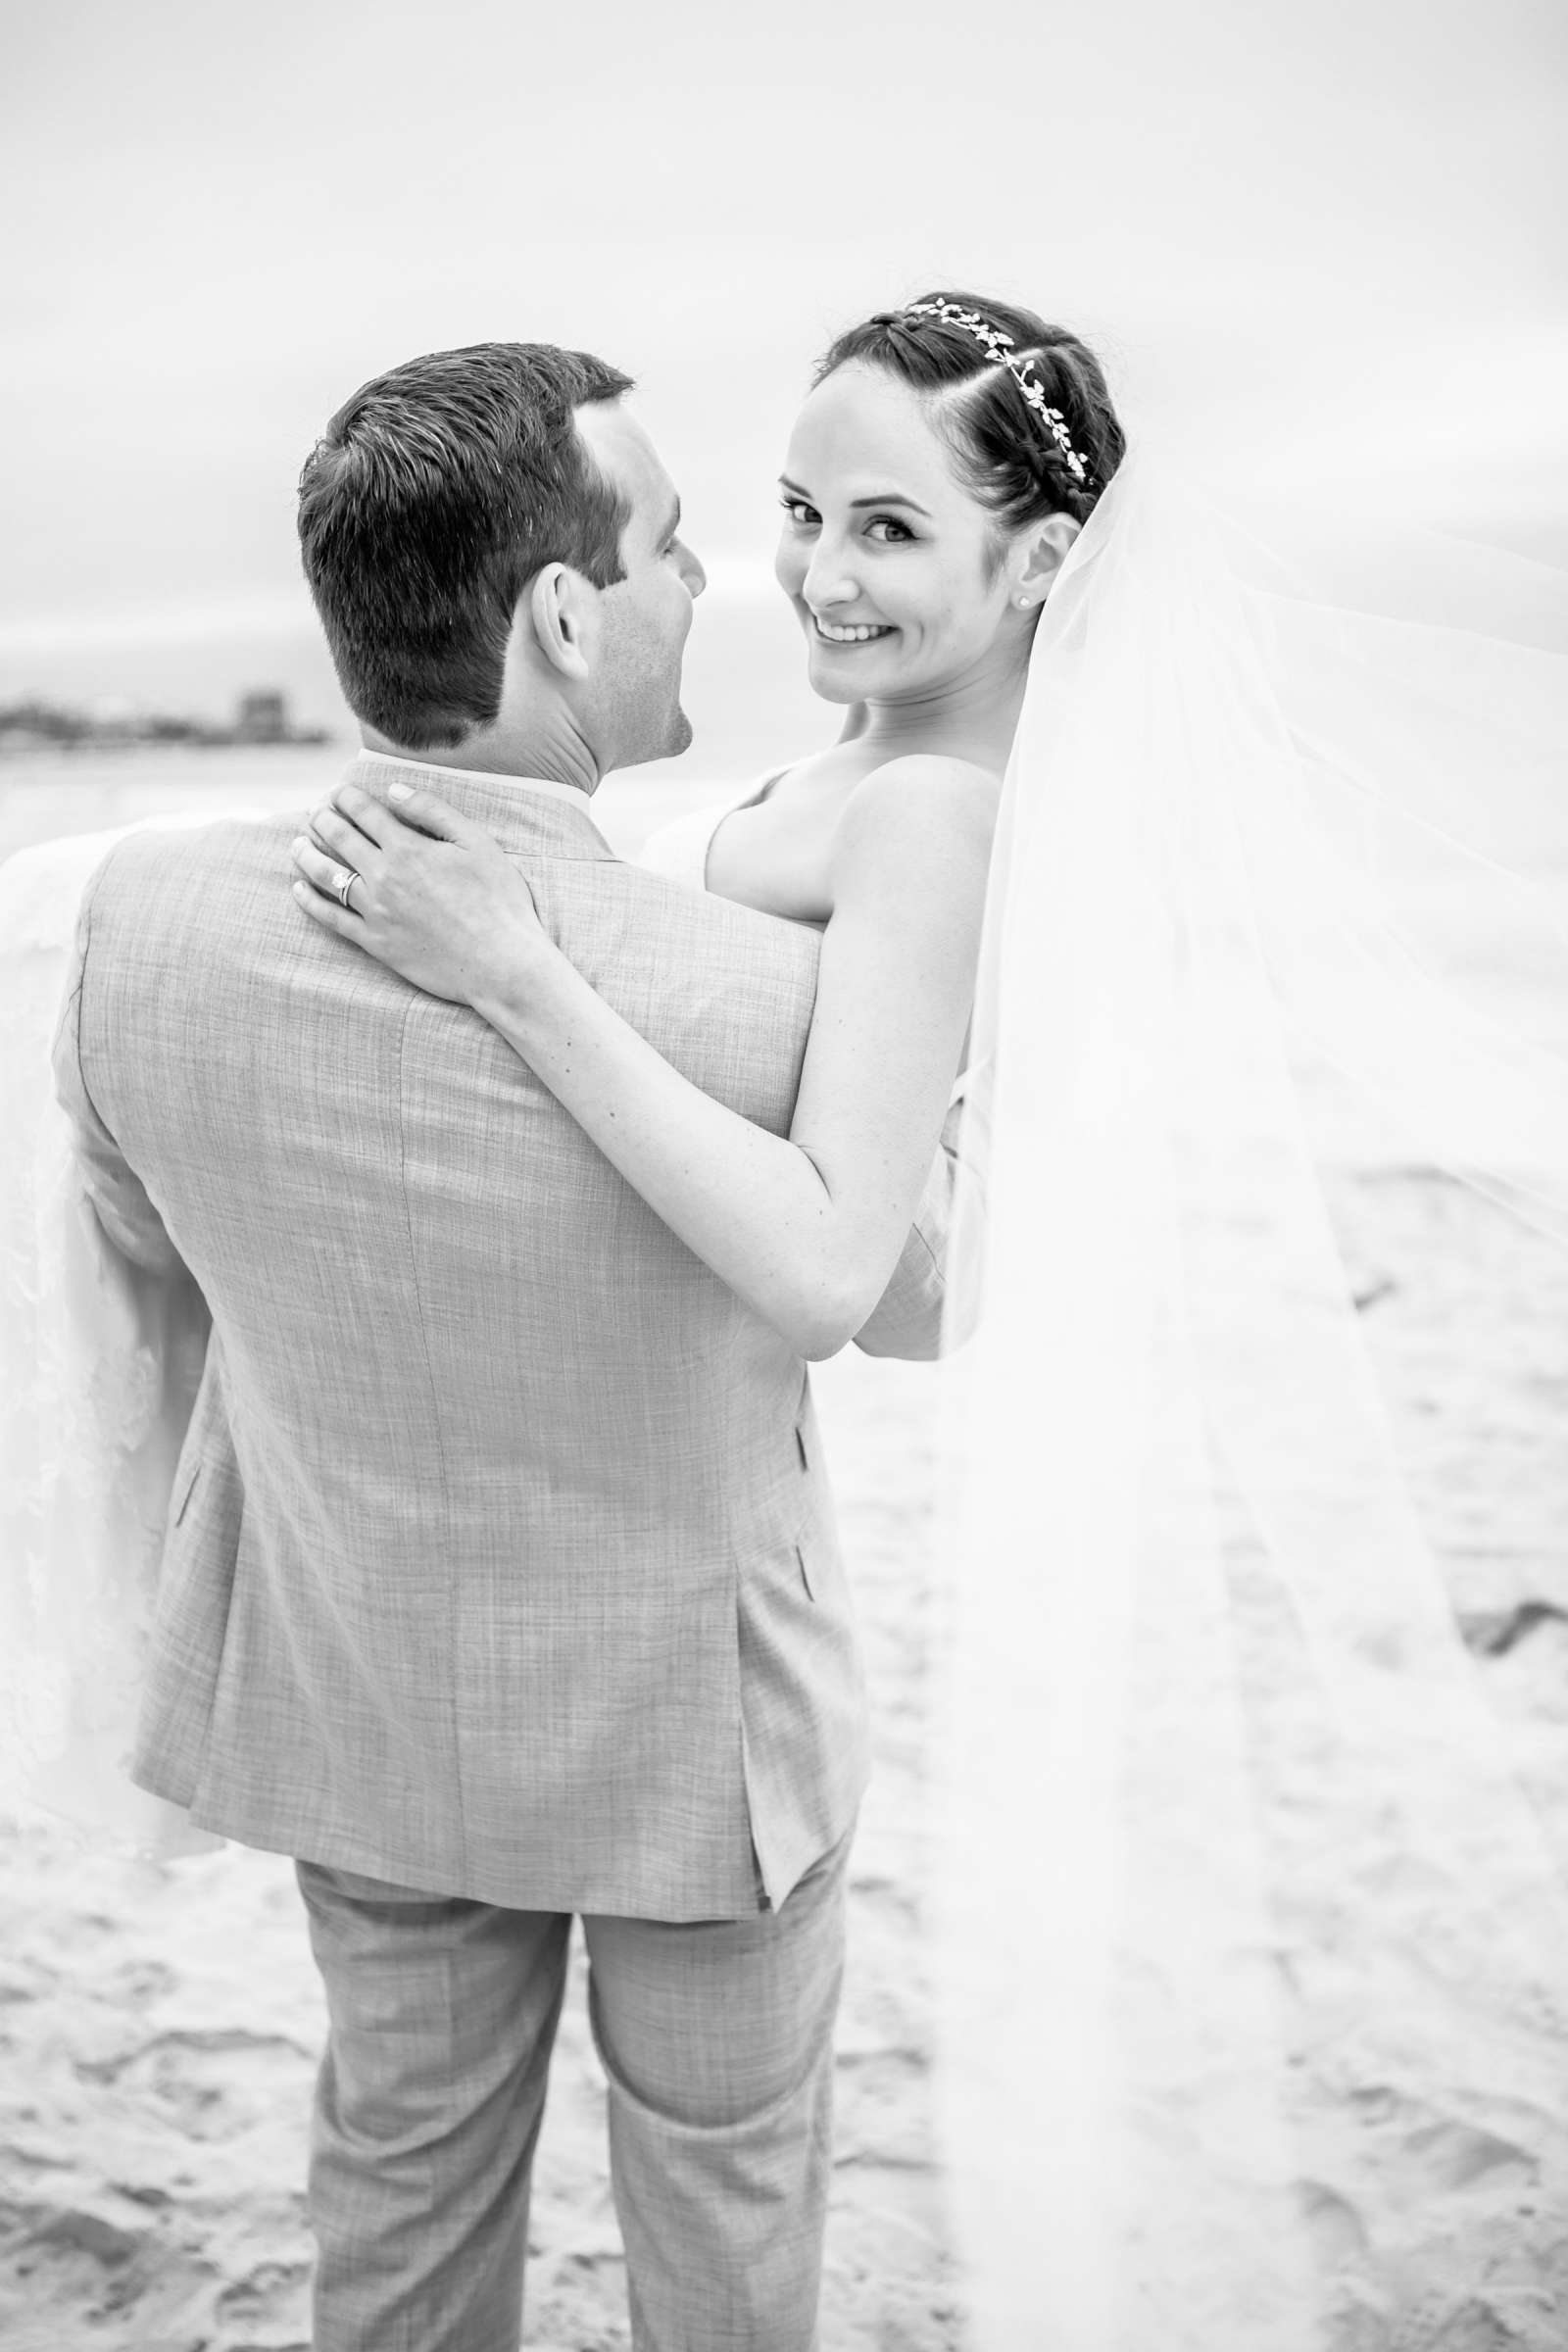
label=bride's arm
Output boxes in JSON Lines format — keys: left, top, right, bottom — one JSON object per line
{"left": 294, "top": 761, "right": 996, "bottom": 1359}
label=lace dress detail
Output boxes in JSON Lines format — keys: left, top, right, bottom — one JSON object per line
{"left": 0, "top": 828, "right": 219, "bottom": 1855}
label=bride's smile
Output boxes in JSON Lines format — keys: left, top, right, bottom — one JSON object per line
{"left": 810, "top": 616, "right": 895, "bottom": 644}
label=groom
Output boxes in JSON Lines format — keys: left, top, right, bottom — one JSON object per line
{"left": 52, "top": 342, "right": 956, "bottom": 2351}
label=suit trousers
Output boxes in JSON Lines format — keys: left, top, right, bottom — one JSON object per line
{"left": 295, "top": 1829, "right": 852, "bottom": 2352}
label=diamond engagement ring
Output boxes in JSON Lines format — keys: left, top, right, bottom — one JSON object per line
{"left": 331, "top": 866, "right": 359, "bottom": 910}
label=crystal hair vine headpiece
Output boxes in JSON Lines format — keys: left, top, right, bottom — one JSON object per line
{"left": 892, "top": 301, "right": 1092, "bottom": 486}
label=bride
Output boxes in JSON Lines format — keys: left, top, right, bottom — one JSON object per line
{"left": 291, "top": 291, "right": 1568, "bottom": 2344}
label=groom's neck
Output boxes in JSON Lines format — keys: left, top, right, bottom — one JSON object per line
{"left": 362, "top": 708, "right": 604, "bottom": 797}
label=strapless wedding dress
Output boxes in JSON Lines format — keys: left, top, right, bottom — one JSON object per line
{"left": 639, "top": 800, "right": 728, "bottom": 892}
{"left": 639, "top": 773, "right": 784, "bottom": 895}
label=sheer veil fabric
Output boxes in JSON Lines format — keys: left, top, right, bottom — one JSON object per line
{"left": 0, "top": 823, "right": 220, "bottom": 1858}
{"left": 933, "top": 453, "right": 1568, "bottom": 2343}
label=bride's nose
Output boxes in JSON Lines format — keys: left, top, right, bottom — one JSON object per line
{"left": 802, "top": 538, "right": 858, "bottom": 611}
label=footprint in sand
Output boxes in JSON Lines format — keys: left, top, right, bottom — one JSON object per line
{"left": 79, "top": 2029, "right": 315, "bottom": 2142}
{"left": 217, "top": 2253, "right": 313, "bottom": 2324}
{"left": 1298, "top": 2179, "right": 1371, "bottom": 2268}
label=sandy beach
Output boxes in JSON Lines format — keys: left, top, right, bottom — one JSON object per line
{"left": 4, "top": 760, "right": 1568, "bottom": 2346}
{"left": 6, "top": 1168, "right": 1568, "bottom": 2347}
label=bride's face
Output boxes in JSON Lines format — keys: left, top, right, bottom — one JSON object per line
{"left": 774, "top": 362, "right": 1021, "bottom": 706}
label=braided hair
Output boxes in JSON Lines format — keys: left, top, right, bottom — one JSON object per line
{"left": 814, "top": 290, "right": 1123, "bottom": 533}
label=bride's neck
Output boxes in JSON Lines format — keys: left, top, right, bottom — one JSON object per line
{"left": 851, "top": 651, "right": 1029, "bottom": 775}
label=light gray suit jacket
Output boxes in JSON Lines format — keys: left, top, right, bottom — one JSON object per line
{"left": 52, "top": 757, "right": 955, "bottom": 1919}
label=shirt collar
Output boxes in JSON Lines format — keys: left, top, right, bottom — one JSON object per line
{"left": 347, "top": 750, "right": 615, "bottom": 860}
{"left": 364, "top": 749, "right": 601, "bottom": 815}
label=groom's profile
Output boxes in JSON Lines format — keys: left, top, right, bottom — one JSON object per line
{"left": 52, "top": 342, "right": 955, "bottom": 2351}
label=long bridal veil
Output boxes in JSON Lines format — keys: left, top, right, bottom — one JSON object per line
{"left": 0, "top": 825, "right": 219, "bottom": 1857}
{"left": 934, "top": 452, "right": 1568, "bottom": 2343}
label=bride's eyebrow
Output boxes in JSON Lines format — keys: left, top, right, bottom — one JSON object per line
{"left": 849, "top": 493, "right": 930, "bottom": 515}
{"left": 778, "top": 476, "right": 932, "bottom": 519}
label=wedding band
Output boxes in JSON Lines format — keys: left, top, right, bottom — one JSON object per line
{"left": 331, "top": 866, "right": 359, "bottom": 910}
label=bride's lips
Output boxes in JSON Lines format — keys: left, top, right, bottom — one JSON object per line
{"left": 810, "top": 614, "right": 896, "bottom": 648}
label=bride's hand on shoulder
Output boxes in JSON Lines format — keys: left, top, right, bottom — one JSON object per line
{"left": 291, "top": 780, "right": 550, "bottom": 1006}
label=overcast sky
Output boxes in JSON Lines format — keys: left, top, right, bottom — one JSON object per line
{"left": 3, "top": 0, "right": 1563, "bottom": 693}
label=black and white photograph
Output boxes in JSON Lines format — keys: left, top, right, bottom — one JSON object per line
{"left": 2, "top": 3, "right": 1566, "bottom": 2346}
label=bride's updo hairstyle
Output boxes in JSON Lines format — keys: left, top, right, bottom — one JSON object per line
{"left": 815, "top": 291, "right": 1123, "bottom": 546}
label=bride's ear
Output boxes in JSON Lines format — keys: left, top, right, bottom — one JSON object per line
{"left": 521, "top": 564, "right": 594, "bottom": 683}
{"left": 1013, "top": 513, "right": 1081, "bottom": 610}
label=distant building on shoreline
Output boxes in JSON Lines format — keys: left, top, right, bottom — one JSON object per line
{"left": 233, "top": 689, "right": 292, "bottom": 744}
{"left": 0, "top": 688, "right": 333, "bottom": 756}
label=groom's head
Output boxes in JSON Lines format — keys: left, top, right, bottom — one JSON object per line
{"left": 298, "top": 342, "right": 705, "bottom": 776}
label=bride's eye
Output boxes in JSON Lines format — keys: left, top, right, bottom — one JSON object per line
{"left": 865, "top": 515, "right": 914, "bottom": 544}
{"left": 779, "top": 498, "right": 819, "bottom": 528}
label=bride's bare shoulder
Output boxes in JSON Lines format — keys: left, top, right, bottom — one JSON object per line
{"left": 834, "top": 754, "right": 1003, "bottom": 868}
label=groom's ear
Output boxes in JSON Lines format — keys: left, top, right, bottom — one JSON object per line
{"left": 521, "top": 563, "right": 594, "bottom": 683}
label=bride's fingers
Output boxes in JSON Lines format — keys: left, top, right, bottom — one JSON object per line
{"left": 308, "top": 804, "right": 380, "bottom": 868}
{"left": 326, "top": 780, "right": 397, "bottom": 847}
{"left": 291, "top": 834, "right": 368, "bottom": 914}
{"left": 291, "top": 874, "right": 358, "bottom": 942}
{"left": 381, "top": 781, "right": 491, "bottom": 847}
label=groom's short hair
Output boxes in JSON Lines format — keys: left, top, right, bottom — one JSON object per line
{"left": 299, "top": 341, "right": 634, "bottom": 750}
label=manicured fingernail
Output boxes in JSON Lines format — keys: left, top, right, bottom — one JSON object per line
{"left": 388, "top": 782, "right": 414, "bottom": 801}
{"left": 292, "top": 880, "right": 306, "bottom": 899}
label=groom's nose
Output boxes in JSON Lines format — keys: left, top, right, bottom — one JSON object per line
{"left": 677, "top": 541, "right": 706, "bottom": 600}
